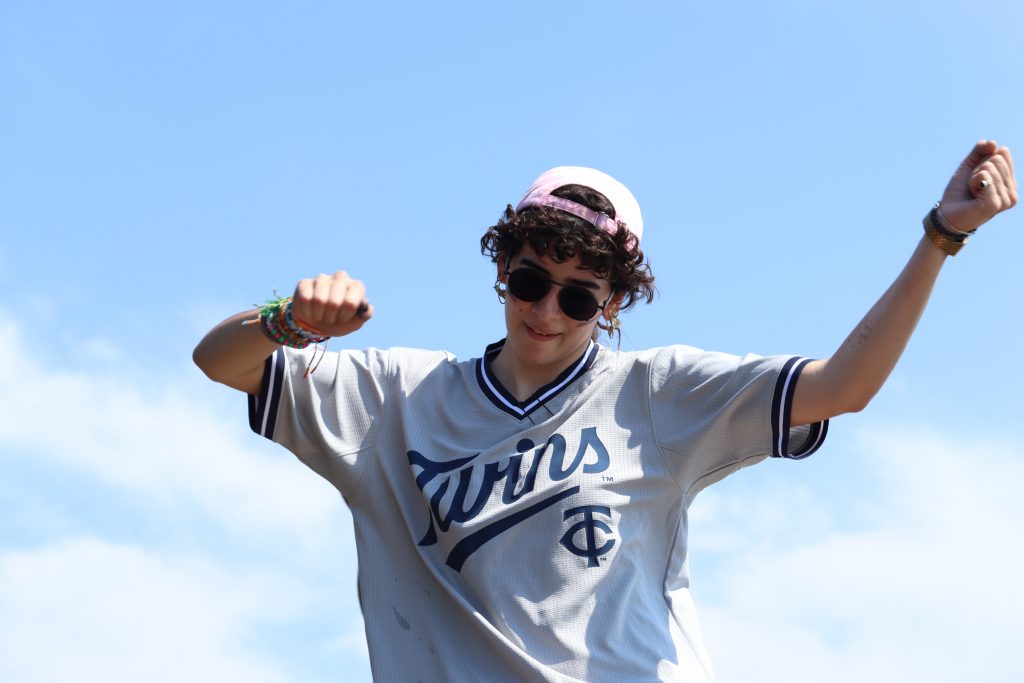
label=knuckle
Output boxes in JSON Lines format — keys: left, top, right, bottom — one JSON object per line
{"left": 327, "top": 287, "right": 347, "bottom": 304}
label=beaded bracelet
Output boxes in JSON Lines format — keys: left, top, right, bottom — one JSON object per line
{"left": 249, "top": 296, "right": 330, "bottom": 349}
{"left": 273, "top": 305, "right": 329, "bottom": 348}
{"left": 285, "top": 305, "right": 326, "bottom": 341}
{"left": 283, "top": 302, "right": 330, "bottom": 344}
{"left": 261, "top": 310, "right": 307, "bottom": 348}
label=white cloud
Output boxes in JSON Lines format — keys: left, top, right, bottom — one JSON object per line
{"left": 0, "top": 316, "right": 372, "bottom": 681}
{"left": 0, "top": 319, "right": 341, "bottom": 549}
{"left": 77, "top": 335, "right": 125, "bottom": 365}
{"left": 0, "top": 538, "right": 308, "bottom": 683}
{"left": 4, "top": 309, "right": 1022, "bottom": 682}
{"left": 692, "top": 424, "right": 1024, "bottom": 683}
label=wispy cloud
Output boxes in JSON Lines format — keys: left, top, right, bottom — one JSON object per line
{"left": 692, "top": 425, "right": 1024, "bottom": 682}
{"left": 0, "top": 538, "right": 306, "bottom": 683}
{"left": 0, "top": 316, "right": 371, "bottom": 681}
{"left": 0, "top": 319, "right": 339, "bottom": 545}
{"left": 3, "top": 312, "right": 1021, "bottom": 682}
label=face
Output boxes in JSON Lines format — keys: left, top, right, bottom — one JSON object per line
{"left": 498, "top": 244, "right": 615, "bottom": 377}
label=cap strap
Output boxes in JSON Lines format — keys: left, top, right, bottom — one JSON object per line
{"left": 518, "top": 195, "right": 621, "bottom": 236}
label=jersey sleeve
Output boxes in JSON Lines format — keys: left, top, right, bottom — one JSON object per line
{"left": 247, "top": 345, "right": 390, "bottom": 498}
{"left": 647, "top": 346, "right": 828, "bottom": 500}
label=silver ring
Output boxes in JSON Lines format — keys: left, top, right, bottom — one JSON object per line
{"left": 979, "top": 179, "right": 993, "bottom": 190}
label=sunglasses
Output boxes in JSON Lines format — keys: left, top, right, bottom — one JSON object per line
{"left": 505, "top": 266, "right": 613, "bottom": 321}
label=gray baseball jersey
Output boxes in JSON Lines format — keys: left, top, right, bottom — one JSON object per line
{"left": 248, "top": 339, "right": 827, "bottom": 682}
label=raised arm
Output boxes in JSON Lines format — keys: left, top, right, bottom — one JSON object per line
{"left": 193, "top": 271, "right": 373, "bottom": 395}
{"left": 791, "top": 140, "right": 1018, "bottom": 426}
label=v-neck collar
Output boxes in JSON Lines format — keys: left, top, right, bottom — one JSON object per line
{"left": 475, "top": 339, "right": 599, "bottom": 420}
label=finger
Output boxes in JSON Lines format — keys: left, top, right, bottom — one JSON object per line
{"left": 292, "top": 278, "right": 316, "bottom": 324}
{"left": 320, "top": 271, "right": 352, "bottom": 327}
{"left": 1006, "top": 156, "right": 1020, "bottom": 207}
{"left": 975, "top": 148, "right": 1019, "bottom": 210}
{"left": 334, "top": 301, "right": 373, "bottom": 337}
{"left": 308, "top": 273, "right": 333, "bottom": 322}
{"left": 972, "top": 155, "right": 1000, "bottom": 196}
{"left": 996, "top": 146, "right": 1015, "bottom": 180}
{"left": 972, "top": 168, "right": 997, "bottom": 205}
{"left": 996, "top": 147, "right": 1018, "bottom": 201}
{"left": 988, "top": 154, "right": 1014, "bottom": 207}
{"left": 962, "top": 139, "right": 999, "bottom": 173}
{"left": 994, "top": 176, "right": 1011, "bottom": 210}
{"left": 337, "top": 277, "right": 367, "bottom": 323}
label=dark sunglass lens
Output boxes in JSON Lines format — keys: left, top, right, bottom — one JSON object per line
{"left": 508, "top": 269, "right": 549, "bottom": 302}
{"left": 508, "top": 268, "right": 601, "bottom": 320}
{"left": 559, "top": 288, "right": 600, "bottom": 321}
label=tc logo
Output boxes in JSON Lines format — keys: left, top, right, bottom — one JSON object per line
{"left": 560, "top": 505, "right": 616, "bottom": 567}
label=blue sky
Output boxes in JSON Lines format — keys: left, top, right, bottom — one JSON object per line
{"left": 1, "top": 1, "right": 1022, "bottom": 680}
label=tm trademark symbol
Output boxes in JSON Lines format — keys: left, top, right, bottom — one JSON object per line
{"left": 602, "top": 476, "right": 614, "bottom": 482}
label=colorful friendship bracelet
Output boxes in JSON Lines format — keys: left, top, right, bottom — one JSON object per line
{"left": 284, "top": 305, "right": 326, "bottom": 342}
{"left": 254, "top": 296, "right": 329, "bottom": 348}
{"left": 271, "top": 307, "right": 329, "bottom": 348}
{"left": 260, "top": 312, "right": 307, "bottom": 348}
{"left": 282, "top": 302, "right": 329, "bottom": 344}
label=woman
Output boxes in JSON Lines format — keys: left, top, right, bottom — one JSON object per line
{"left": 194, "top": 141, "right": 1016, "bottom": 682}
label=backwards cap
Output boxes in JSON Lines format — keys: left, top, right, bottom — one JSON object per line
{"left": 516, "top": 166, "right": 644, "bottom": 246}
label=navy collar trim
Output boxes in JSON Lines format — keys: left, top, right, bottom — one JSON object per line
{"left": 475, "top": 339, "right": 599, "bottom": 420}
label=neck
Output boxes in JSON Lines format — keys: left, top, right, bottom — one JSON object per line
{"left": 489, "top": 338, "right": 592, "bottom": 402}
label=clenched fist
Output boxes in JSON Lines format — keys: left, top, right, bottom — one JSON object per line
{"left": 940, "top": 140, "right": 1018, "bottom": 233}
{"left": 291, "top": 271, "right": 374, "bottom": 338}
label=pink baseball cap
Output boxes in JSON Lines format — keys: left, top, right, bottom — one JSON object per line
{"left": 516, "top": 166, "right": 644, "bottom": 246}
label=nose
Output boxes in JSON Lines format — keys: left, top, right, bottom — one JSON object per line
{"left": 532, "top": 283, "right": 562, "bottom": 319}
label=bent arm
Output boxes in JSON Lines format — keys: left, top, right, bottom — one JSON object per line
{"left": 791, "top": 236, "right": 943, "bottom": 425}
{"left": 193, "top": 310, "right": 280, "bottom": 395}
{"left": 792, "top": 140, "right": 1017, "bottom": 426}
{"left": 193, "top": 271, "right": 373, "bottom": 396}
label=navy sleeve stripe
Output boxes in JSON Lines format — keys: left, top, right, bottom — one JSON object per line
{"left": 788, "top": 419, "right": 828, "bottom": 460}
{"left": 770, "top": 358, "right": 827, "bottom": 458}
{"left": 247, "top": 348, "right": 285, "bottom": 440}
{"left": 770, "top": 357, "right": 803, "bottom": 457}
{"left": 780, "top": 358, "right": 809, "bottom": 456}
{"left": 770, "top": 357, "right": 829, "bottom": 459}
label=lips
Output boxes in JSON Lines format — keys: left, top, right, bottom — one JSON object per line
{"left": 525, "top": 324, "right": 560, "bottom": 340}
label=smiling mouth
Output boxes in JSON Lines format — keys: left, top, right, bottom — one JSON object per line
{"left": 526, "top": 324, "right": 559, "bottom": 339}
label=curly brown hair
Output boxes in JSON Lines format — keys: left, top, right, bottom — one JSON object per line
{"left": 479, "top": 184, "right": 656, "bottom": 335}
